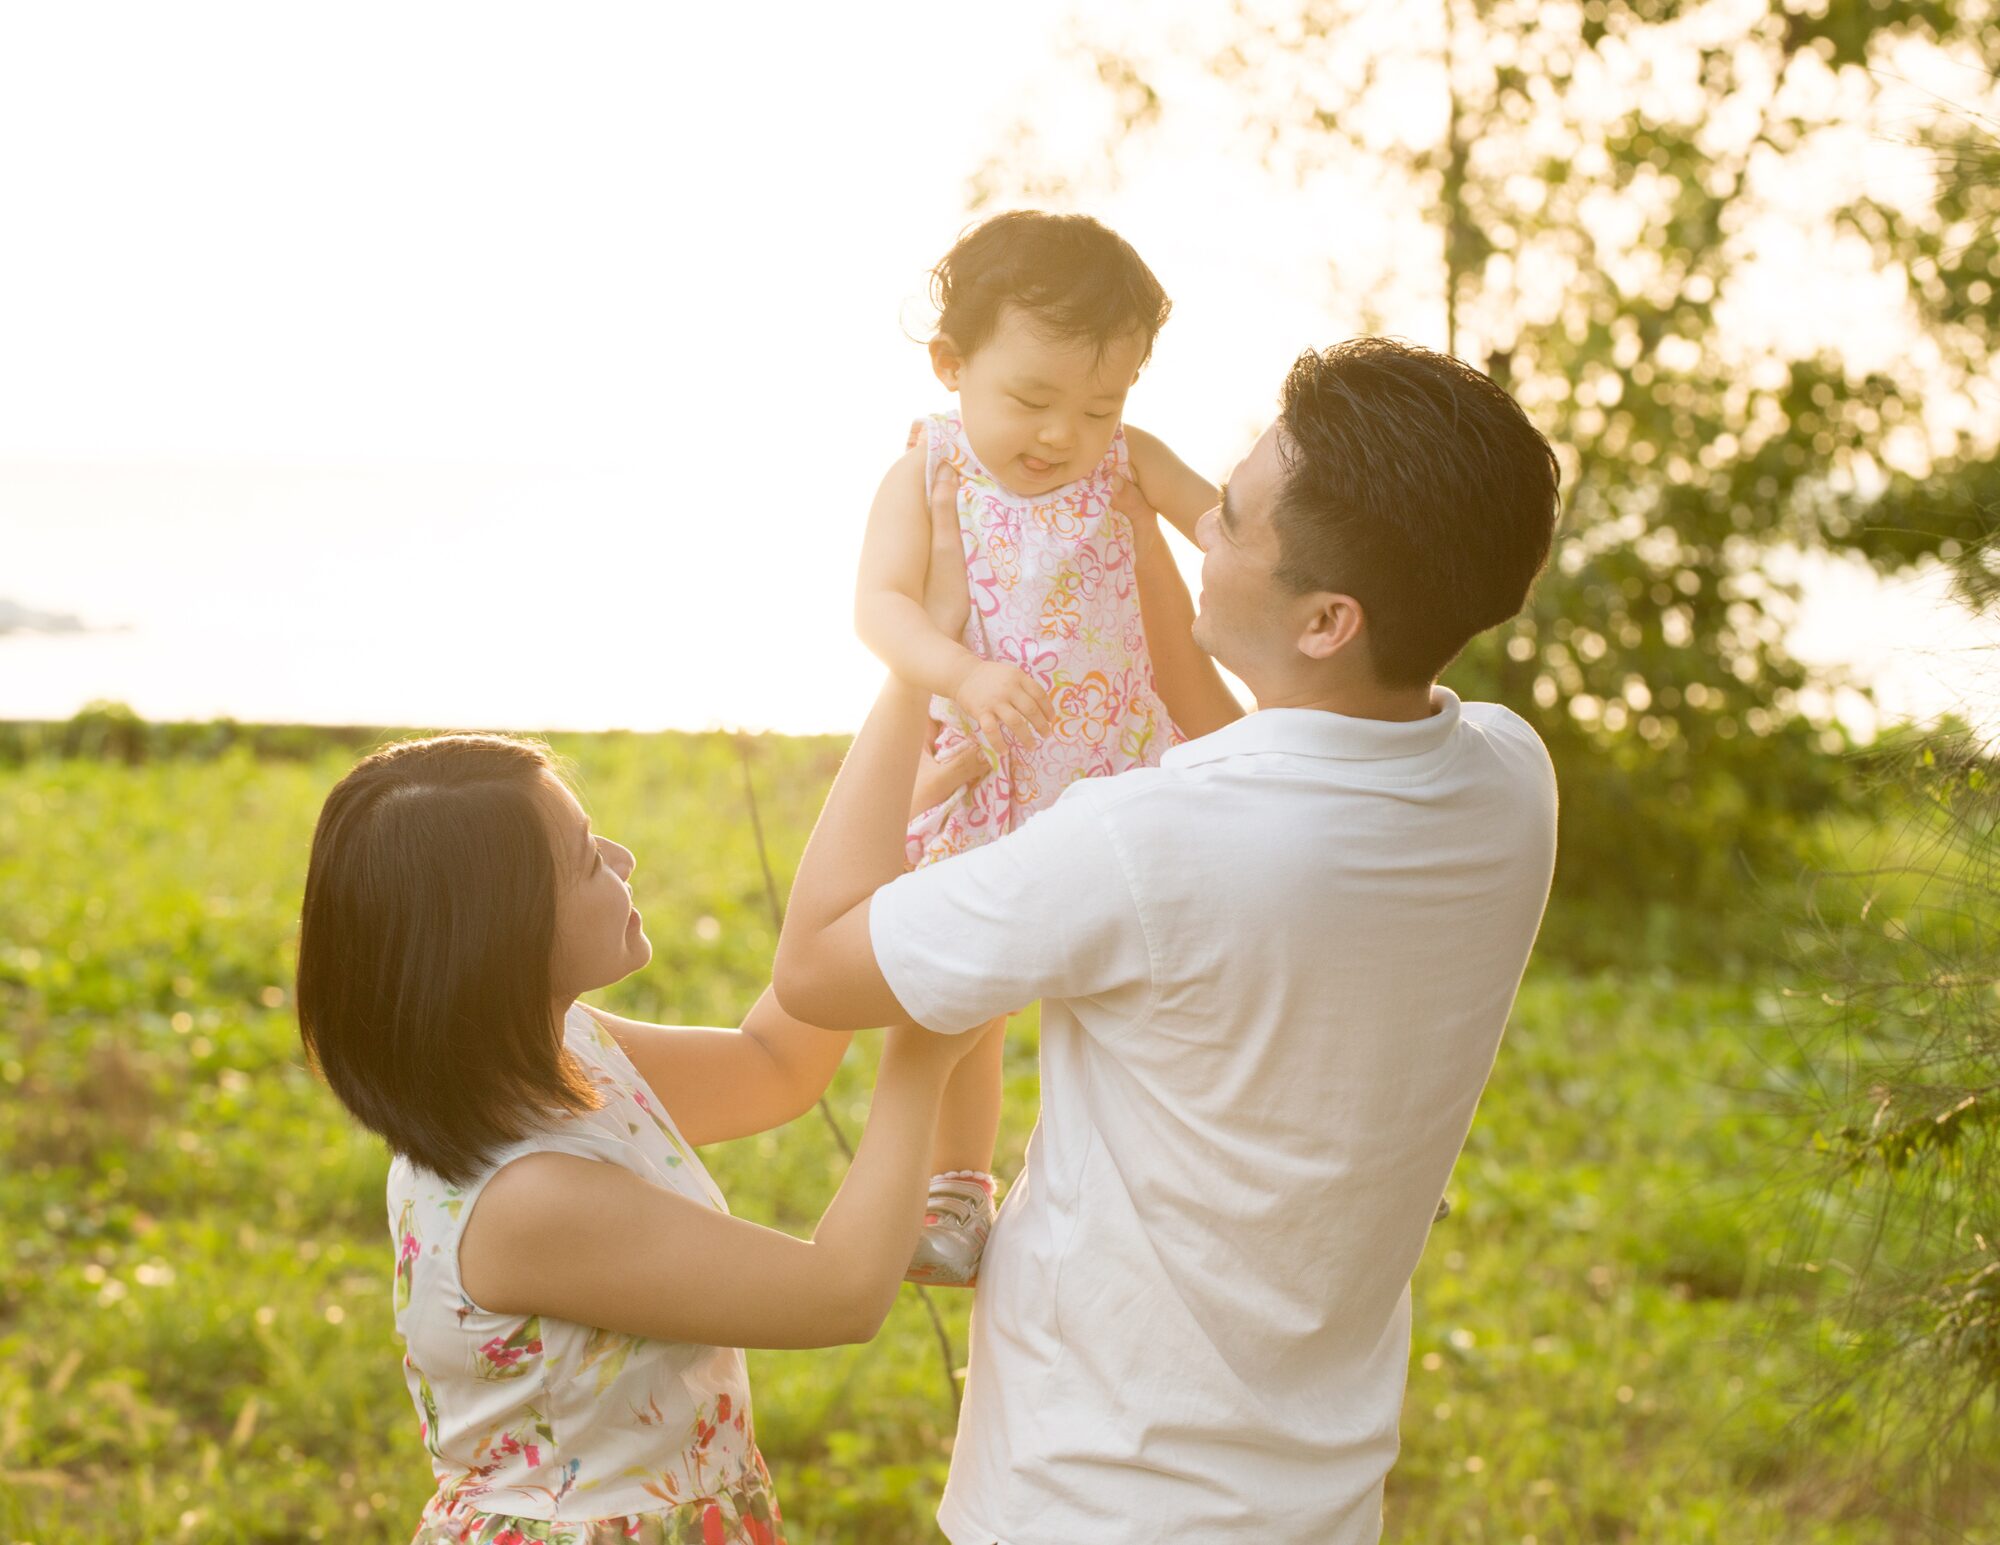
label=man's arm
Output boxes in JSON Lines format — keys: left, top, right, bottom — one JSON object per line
{"left": 779, "top": 465, "right": 1156, "bottom": 1034}
{"left": 1123, "top": 424, "right": 1218, "bottom": 546}
{"left": 771, "top": 674, "right": 933, "bottom": 1030}
{"left": 776, "top": 460, "right": 975, "bottom": 1031}
{"left": 1115, "top": 476, "right": 1247, "bottom": 738}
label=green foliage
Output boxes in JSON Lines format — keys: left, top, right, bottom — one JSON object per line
{"left": 3, "top": 734, "right": 1998, "bottom": 1540}
{"left": 973, "top": 0, "right": 2000, "bottom": 960}
{"left": 1775, "top": 720, "right": 2000, "bottom": 1494}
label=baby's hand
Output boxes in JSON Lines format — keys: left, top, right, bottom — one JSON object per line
{"left": 951, "top": 660, "right": 1053, "bottom": 750}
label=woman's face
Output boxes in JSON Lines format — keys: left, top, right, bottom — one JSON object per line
{"left": 542, "top": 774, "right": 651, "bottom": 1004}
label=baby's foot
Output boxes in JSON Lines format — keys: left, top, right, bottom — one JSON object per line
{"left": 906, "top": 1172, "right": 997, "bottom": 1287}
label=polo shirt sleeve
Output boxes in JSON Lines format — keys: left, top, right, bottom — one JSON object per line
{"left": 868, "top": 783, "right": 1151, "bottom": 1033}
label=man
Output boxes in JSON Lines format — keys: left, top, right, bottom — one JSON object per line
{"left": 775, "top": 338, "right": 1562, "bottom": 1544}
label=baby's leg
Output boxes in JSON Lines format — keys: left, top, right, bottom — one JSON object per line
{"left": 905, "top": 1015, "right": 1007, "bottom": 1287}
{"left": 930, "top": 1015, "right": 1006, "bottom": 1175}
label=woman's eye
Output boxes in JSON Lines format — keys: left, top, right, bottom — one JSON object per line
{"left": 592, "top": 849, "right": 604, "bottom": 873}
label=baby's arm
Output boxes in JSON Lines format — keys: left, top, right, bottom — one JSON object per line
{"left": 856, "top": 448, "right": 1053, "bottom": 746}
{"left": 1122, "top": 425, "right": 1219, "bottom": 547}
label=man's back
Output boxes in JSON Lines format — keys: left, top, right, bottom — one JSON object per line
{"left": 872, "top": 693, "right": 1557, "bottom": 1544}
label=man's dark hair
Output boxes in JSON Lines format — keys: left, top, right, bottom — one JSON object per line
{"left": 296, "top": 733, "right": 602, "bottom": 1185}
{"left": 1273, "top": 338, "right": 1560, "bottom": 686}
{"left": 931, "top": 210, "right": 1172, "bottom": 364}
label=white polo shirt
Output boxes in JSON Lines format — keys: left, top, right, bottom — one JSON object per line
{"left": 868, "top": 691, "right": 1557, "bottom": 1545}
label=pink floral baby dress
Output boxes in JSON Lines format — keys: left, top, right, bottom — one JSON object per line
{"left": 907, "top": 411, "right": 1180, "bottom": 868}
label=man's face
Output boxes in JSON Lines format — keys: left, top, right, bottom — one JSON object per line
{"left": 1190, "top": 423, "right": 1296, "bottom": 676}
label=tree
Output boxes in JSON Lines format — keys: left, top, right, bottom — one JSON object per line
{"left": 969, "top": 0, "right": 2000, "bottom": 964}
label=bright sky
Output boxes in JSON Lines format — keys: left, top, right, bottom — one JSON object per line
{"left": 0, "top": 3, "right": 1989, "bottom": 733}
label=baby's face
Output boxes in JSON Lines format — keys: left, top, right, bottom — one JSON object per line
{"left": 933, "top": 304, "right": 1147, "bottom": 499}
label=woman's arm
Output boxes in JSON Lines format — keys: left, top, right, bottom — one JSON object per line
{"left": 460, "top": 1021, "right": 971, "bottom": 1348}
{"left": 582, "top": 989, "right": 850, "bottom": 1149}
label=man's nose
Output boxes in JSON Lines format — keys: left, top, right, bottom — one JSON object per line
{"left": 1195, "top": 504, "right": 1220, "bottom": 550}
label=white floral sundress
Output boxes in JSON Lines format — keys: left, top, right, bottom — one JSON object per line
{"left": 388, "top": 1006, "right": 784, "bottom": 1545}
{"left": 906, "top": 411, "right": 1180, "bottom": 868}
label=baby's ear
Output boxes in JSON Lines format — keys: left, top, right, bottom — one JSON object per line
{"left": 929, "top": 335, "right": 965, "bottom": 391}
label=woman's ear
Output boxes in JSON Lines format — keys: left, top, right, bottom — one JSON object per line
{"left": 929, "top": 335, "right": 965, "bottom": 391}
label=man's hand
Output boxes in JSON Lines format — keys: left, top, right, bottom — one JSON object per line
{"left": 1110, "top": 470, "right": 1171, "bottom": 563}
{"left": 920, "top": 461, "right": 972, "bottom": 641}
{"left": 910, "top": 741, "right": 985, "bottom": 818}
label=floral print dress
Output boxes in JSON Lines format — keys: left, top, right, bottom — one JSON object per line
{"left": 388, "top": 1007, "right": 784, "bottom": 1545}
{"left": 906, "top": 411, "right": 1180, "bottom": 868}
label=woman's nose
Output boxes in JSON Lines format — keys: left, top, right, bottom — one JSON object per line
{"left": 608, "top": 840, "right": 636, "bottom": 879}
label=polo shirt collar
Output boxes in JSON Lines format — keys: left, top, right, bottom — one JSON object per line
{"left": 1162, "top": 687, "right": 1464, "bottom": 767}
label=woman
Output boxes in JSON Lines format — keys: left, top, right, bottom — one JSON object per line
{"left": 294, "top": 468, "right": 1216, "bottom": 1543}
{"left": 299, "top": 727, "right": 982, "bottom": 1543}
{"left": 294, "top": 468, "right": 995, "bottom": 1543}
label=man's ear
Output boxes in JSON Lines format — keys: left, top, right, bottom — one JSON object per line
{"left": 929, "top": 336, "right": 966, "bottom": 391}
{"left": 1296, "top": 592, "right": 1367, "bottom": 662}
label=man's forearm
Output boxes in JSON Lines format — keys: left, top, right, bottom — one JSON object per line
{"left": 775, "top": 677, "right": 931, "bottom": 996}
{"left": 1134, "top": 523, "right": 1245, "bottom": 737}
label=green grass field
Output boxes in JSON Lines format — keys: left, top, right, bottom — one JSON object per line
{"left": 1, "top": 736, "right": 1991, "bottom": 1543}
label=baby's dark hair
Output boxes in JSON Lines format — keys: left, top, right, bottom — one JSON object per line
{"left": 931, "top": 211, "right": 1172, "bottom": 364}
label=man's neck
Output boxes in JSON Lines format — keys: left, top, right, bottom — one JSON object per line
{"left": 1252, "top": 674, "right": 1438, "bottom": 723}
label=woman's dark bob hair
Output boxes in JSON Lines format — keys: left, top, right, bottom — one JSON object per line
{"left": 296, "top": 733, "right": 601, "bottom": 1186}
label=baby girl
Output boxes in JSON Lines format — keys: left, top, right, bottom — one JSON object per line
{"left": 855, "top": 210, "right": 1221, "bottom": 1283}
